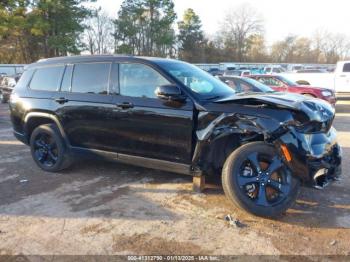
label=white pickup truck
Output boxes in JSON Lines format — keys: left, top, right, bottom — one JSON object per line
{"left": 279, "top": 61, "right": 350, "bottom": 94}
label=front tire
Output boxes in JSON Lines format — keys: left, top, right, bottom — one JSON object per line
{"left": 222, "top": 142, "right": 300, "bottom": 218}
{"left": 30, "top": 124, "right": 72, "bottom": 172}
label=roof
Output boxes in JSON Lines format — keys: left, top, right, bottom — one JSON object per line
{"left": 31, "top": 55, "right": 178, "bottom": 68}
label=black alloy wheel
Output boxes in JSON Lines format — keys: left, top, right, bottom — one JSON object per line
{"left": 237, "top": 152, "right": 291, "bottom": 207}
{"left": 30, "top": 124, "right": 72, "bottom": 172}
{"left": 33, "top": 133, "right": 59, "bottom": 168}
{"left": 222, "top": 142, "right": 300, "bottom": 218}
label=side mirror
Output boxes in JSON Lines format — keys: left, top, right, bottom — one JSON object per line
{"left": 155, "top": 84, "right": 187, "bottom": 102}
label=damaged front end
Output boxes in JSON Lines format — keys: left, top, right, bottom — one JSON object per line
{"left": 276, "top": 99, "right": 342, "bottom": 189}
{"left": 193, "top": 93, "right": 342, "bottom": 189}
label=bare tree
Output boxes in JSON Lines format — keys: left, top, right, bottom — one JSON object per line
{"left": 270, "top": 35, "right": 314, "bottom": 63}
{"left": 220, "top": 3, "right": 264, "bottom": 61}
{"left": 313, "top": 29, "right": 350, "bottom": 63}
{"left": 83, "top": 8, "right": 114, "bottom": 55}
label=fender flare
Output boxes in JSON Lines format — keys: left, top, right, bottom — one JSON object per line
{"left": 24, "top": 112, "right": 70, "bottom": 146}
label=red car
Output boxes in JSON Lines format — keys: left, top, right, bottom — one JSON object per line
{"left": 249, "top": 75, "right": 336, "bottom": 106}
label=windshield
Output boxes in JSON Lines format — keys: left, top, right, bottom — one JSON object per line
{"left": 276, "top": 75, "right": 297, "bottom": 86}
{"left": 242, "top": 78, "right": 274, "bottom": 92}
{"left": 158, "top": 61, "right": 236, "bottom": 99}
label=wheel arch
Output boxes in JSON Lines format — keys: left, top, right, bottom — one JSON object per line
{"left": 24, "top": 112, "right": 69, "bottom": 146}
{"left": 208, "top": 132, "right": 265, "bottom": 171}
{"left": 296, "top": 80, "right": 311, "bottom": 85}
{"left": 193, "top": 112, "right": 282, "bottom": 174}
{"left": 193, "top": 129, "right": 266, "bottom": 175}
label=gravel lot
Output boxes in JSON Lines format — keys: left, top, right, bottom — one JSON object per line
{"left": 0, "top": 101, "right": 349, "bottom": 256}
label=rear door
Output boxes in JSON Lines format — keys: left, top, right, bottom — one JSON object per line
{"left": 335, "top": 62, "right": 350, "bottom": 93}
{"left": 54, "top": 62, "right": 116, "bottom": 151}
{"left": 110, "top": 62, "right": 194, "bottom": 164}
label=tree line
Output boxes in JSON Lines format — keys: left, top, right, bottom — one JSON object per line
{"left": 1, "top": 0, "right": 350, "bottom": 64}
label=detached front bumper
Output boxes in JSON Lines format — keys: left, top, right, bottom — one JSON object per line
{"left": 307, "top": 144, "right": 341, "bottom": 188}
{"left": 278, "top": 127, "right": 342, "bottom": 188}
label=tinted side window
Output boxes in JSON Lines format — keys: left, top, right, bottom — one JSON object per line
{"left": 119, "top": 63, "right": 170, "bottom": 98}
{"left": 256, "top": 77, "right": 268, "bottom": 85}
{"left": 259, "top": 77, "right": 283, "bottom": 87}
{"left": 29, "top": 66, "right": 64, "bottom": 91}
{"left": 15, "top": 69, "right": 34, "bottom": 89}
{"left": 222, "top": 78, "right": 238, "bottom": 91}
{"left": 343, "top": 63, "right": 350, "bottom": 72}
{"left": 72, "top": 63, "right": 110, "bottom": 94}
{"left": 235, "top": 79, "right": 254, "bottom": 93}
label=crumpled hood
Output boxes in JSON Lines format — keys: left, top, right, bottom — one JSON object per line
{"left": 214, "top": 92, "right": 335, "bottom": 123}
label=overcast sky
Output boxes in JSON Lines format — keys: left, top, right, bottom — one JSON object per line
{"left": 90, "top": 0, "right": 350, "bottom": 44}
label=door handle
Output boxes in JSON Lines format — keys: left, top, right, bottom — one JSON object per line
{"left": 54, "top": 97, "right": 69, "bottom": 104}
{"left": 116, "top": 102, "right": 134, "bottom": 109}
{"left": 340, "top": 75, "right": 347, "bottom": 77}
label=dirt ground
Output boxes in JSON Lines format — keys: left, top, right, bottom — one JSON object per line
{"left": 0, "top": 101, "right": 349, "bottom": 256}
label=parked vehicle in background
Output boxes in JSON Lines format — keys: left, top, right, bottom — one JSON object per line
{"left": 0, "top": 74, "right": 20, "bottom": 103}
{"left": 296, "top": 69, "right": 327, "bottom": 73}
{"left": 0, "top": 64, "right": 25, "bottom": 78}
{"left": 263, "top": 66, "right": 285, "bottom": 74}
{"left": 219, "top": 76, "right": 274, "bottom": 94}
{"left": 219, "top": 63, "right": 237, "bottom": 71}
{"left": 207, "top": 67, "right": 223, "bottom": 76}
{"left": 223, "top": 70, "right": 251, "bottom": 77}
{"left": 249, "top": 74, "right": 336, "bottom": 106}
{"left": 9, "top": 55, "right": 341, "bottom": 218}
{"left": 286, "top": 64, "right": 304, "bottom": 72}
{"left": 279, "top": 61, "right": 350, "bottom": 94}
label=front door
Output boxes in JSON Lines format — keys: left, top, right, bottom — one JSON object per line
{"left": 110, "top": 62, "right": 194, "bottom": 164}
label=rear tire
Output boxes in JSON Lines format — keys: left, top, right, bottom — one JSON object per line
{"left": 30, "top": 124, "right": 72, "bottom": 172}
{"left": 222, "top": 142, "right": 300, "bottom": 218}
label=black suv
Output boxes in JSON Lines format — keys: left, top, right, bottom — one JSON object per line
{"left": 10, "top": 55, "right": 341, "bottom": 218}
